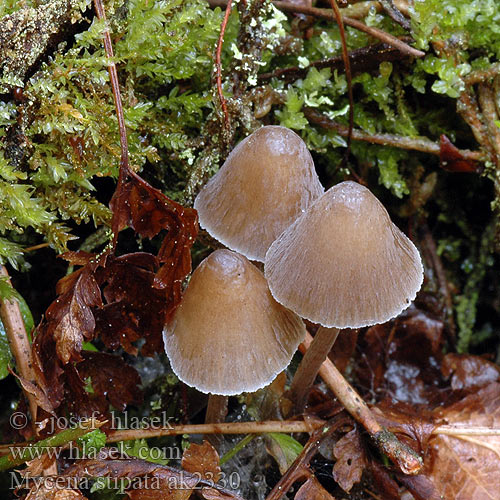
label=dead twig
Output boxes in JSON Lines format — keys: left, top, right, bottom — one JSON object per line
{"left": 265, "top": 416, "right": 350, "bottom": 500}
{"left": 208, "top": 0, "right": 424, "bottom": 58}
{"left": 258, "top": 42, "right": 407, "bottom": 82}
{"left": 463, "top": 63, "right": 500, "bottom": 86}
{"left": 304, "top": 107, "right": 483, "bottom": 160}
{"left": 300, "top": 332, "right": 423, "bottom": 475}
{"left": 106, "top": 419, "right": 322, "bottom": 444}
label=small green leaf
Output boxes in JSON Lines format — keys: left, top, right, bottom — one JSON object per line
{"left": 266, "top": 432, "right": 303, "bottom": 474}
{"left": 77, "top": 428, "right": 107, "bottom": 457}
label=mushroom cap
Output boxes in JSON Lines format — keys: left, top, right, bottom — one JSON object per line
{"left": 194, "top": 126, "right": 324, "bottom": 262}
{"left": 163, "top": 249, "right": 306, "bottom": 395}
{"left": 264, "top": 181, "right": 424, "bottom": 328}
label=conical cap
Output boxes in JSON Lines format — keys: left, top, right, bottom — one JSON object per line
{"left": 163, "top": 249, "right": 306, "bottom": 395}
{"left": 265, "top": 181, "right": 423, "bottom": 328}
{"left": 194, "top": 126, "right": 324, "bottom": 262}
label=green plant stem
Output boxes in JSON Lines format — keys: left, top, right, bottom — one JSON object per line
{"left": 0, "top": 419, "right": 104, "bottom": 471}
{"left": 219, "top": 434, "right": 255, "bottom": 465}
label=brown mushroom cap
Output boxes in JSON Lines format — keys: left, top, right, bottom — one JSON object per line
{"left": 163, "top": 249, "right": 306, "bottom": 395}
{"left": 264, "top": 181, "right": 424, "bottom": 328}
{"left": 194, "top": 126, "right": 324, "bottom": 262}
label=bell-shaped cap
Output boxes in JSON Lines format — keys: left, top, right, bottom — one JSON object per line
{"left": 194, "top": 126, "right": 324, "bottom": 262}
{"left": 163, "top": 249, "right": 306, "bottom": 395}
{"left": 265, "top": 181, "right": 424, "bottom": 329}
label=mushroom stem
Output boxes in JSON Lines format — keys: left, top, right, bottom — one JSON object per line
{"left": 205, "top": 394, "right": 228, "bottom": 448}
{"left": 206, "top": 394, "right": 229, "bottom": 424}
{"left": 288, "top": 326, "right": 340, "bottom": 413}
{"left": 300, "top": 332, "right": 423, "bottom": 474}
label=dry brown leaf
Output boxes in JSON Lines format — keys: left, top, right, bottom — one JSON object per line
{"left": 181, "top": 440, "right": 221, "bottom": 482}
{"left": 332, "top": 429, "right": 366, "bottom": 493}
{"left": 426, "top": 382, "right": 500, "bottom": 499}
{"left": 295, "top": 475, "right": 336, "bottom": 500}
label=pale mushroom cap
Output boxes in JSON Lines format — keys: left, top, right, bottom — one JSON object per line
{"left": 163, "top": 249, "right": 306, "bottom": 395}
{"left": 264, "top": 181, "right": 424, "bottom": 329}
{"left": 194, "top": 126, "right": 324, "bottom": 262}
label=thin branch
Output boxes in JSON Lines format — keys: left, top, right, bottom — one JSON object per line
{"left": 0, "top": 266, "right": 38, "bottom": 429}
{"left": 379, "top": 0, "right": 411, "bottom": 30}
{"left": 265, "top": 416, "right": 350, "bottom": 500}
{"left": 208, "top": 0, "right": 424, "bottom": 58}
{"left": 304, "top": 107, "right": 483, "bottom": 160}
{"left": 301, "top": 332, "right": 423, "bottom": 475}
{"left": 463, "top": 63, "right": 500, "bottom": 86}
{"left": 106, "top": 419, "right": 322, "bottom": 443}
{"left": 258, "top": 42, "right": 406, "bottom": 82}
{"left": 215, "top": 0, "right": 233, "bottom": 130}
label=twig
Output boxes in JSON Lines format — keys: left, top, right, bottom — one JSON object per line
{"left": 457, "top": 90, "right": 495, "bottom": 163}
{"left": 379, "top": 0, "right": 411, "bottom": 30}
{"left": 300, "top": 332, "right": 423, "bottom": 475}
{"left": 208, "top": 0, "right": 424, "bottom": 58}
{"left": 478, "top": 82, "right": 500, "bottom": 159}
{"left": 342, "top": 14, "right": 423, "bottom": 58}
{"left": 0, "top": 419, "right": 104, "bottom": 471}
{"left": 304, "top": 107, "right": 483, "bottom": 160}
{"left": 106, "top": 419, "right": 322, "bottom": 443}
{"left": 22, "top": 243, "right": 50, "bottom": 253}
{"left": 258, "top": 42, "right": 406, "bottom": 82}
{"left": 0, "top": 266, "right": 38, "bottom": 429}
{"left": 463, "top": 62, "right": 500, "bottom": 85}
{"left": 215, "top": 0, "right": 233, "bottom": 130}
{"left": 265, "top": 417, "right": 350, "bottom": 500}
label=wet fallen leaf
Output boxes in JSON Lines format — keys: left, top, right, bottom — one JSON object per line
{"left": 64, "top": 457, "right": 244, "bottom": 500}
{"left": 95, "top": 253, "right": 169, "bottom": 356}
{"left": 332, "top": 429, "right": 366, "bottom": 493}
{"left": 109, "top": 171, "right": 198, "bottom": 320}
{"left": 441, "top": 353, "right": 500, "bottom": 392}
{"left": 425, "top": 382, "right": 500, "bottom": 499}
{"left": 46, "top": 269, "right": 102, "bottom": 364}
{"left": 295, "top": 475, "right": 336, "bottom": 500}
{"left": 265, "top": 432, "right": 303, "bottom": 475}
{"left": 181, "top": 440, "right": 221, "bottom": 482}
{"left": 74, "top": 351, "right": 142, "bottom": 412}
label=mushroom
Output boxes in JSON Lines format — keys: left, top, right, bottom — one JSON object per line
{"left": 264, "top": 181, "right": 424, "bottom": 409}
{"left": 194, "top": 126, "right": 324, "bottom": 262}
{"left": 163, "top": 249, "right": 306, "bottom": 396}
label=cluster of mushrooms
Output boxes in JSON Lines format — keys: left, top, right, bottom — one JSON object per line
{"left": 163, "top": 126, "right": 424, "bottom": 410}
